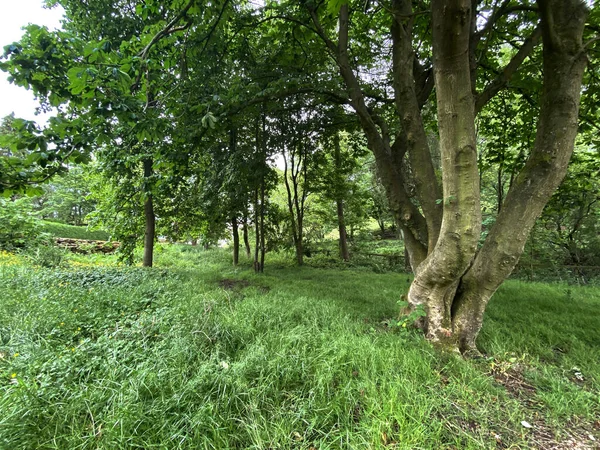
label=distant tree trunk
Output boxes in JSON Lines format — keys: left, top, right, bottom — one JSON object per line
{"left": 253, "top": 187, "right": 261, "bottom": 273}
{"left": 232, "top": 216, "right": 240, "bottom": 266}
{"left": 260, "top": 181, "right": 266, "bottom": 272}
{"left": 242, "top": 215, "right": 251, "bottom": 258}
{"left": 337, "top": 199, "right": 350, "bottom": 261}
{"left": 142, "top": 158, "right": 155, "bottom": 268}
{"left": 333, "top": 134, "right": 350, "bottom": 261}
{"left": 282, "top": 130, "right": 311, "bottom": 266}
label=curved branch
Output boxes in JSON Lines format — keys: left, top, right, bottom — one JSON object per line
{"left": 139, "top": 0, "right": 196, "bottom": 60}
{"left": 475, "top": 25, "right": 542, "bottom": 115}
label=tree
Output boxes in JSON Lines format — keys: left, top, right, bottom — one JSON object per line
{"left": 287, "top": 0, "right": 592, "bottom": 353}
{"left": 1, "top": 0, "right": 235, "bottom": 266}
{"left": 2, "top": 0, "right": 595, "bottom": 355}
{"left": 36, "top": 165, "right": 98, "bottom": 225}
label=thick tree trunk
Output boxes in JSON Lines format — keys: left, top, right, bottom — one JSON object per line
{"left": 450, "top": 0, "right": 588, "bottom": 354}
{"left": 142, "top": 158, "right": 155, "bottom": 268}
{"left": 232, "top": 216, "right": 240, "bottom": 266}
{"left": 407, "top": 0, "right": 481, "bottom": 347}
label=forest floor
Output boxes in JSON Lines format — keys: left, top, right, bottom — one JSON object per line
{"left": 0, "top": 245, "right": 599, "bottom": 449}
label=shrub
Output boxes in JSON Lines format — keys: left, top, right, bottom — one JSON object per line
{"left": 24, "top": 244, "right": 68, "bottom": 268}
{"left": 0, "top": 198, "right": 43, "bottom": 250}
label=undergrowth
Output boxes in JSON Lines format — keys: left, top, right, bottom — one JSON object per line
{"left": 0, "top": 246, "right": 598, "bottom": 449}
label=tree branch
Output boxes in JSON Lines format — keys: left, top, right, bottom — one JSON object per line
{"left": 475, "top": 25, "right": 542, "bottom": 115}
{"left": 139, "top": 0, "right": 195, "bottom": 60}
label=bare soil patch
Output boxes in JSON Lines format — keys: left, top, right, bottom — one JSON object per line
{"left": 490, "top": 363, "right": 598, "bottom": 449}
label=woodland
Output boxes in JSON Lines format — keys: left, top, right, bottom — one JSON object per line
{"left": 0, "top": 0, "right": 600, "bottom": 448}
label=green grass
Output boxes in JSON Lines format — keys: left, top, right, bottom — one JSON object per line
{"left": 40, "top": 221, "right": 110, "bottom": 241}
{"left": 0, "top": 246, "right": 598, "bottom": 449}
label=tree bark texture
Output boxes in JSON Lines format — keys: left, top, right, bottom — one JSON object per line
{"left": 407, "top": 0, "right": 481, "bottom": 346}
{"left": 142, "top": 158, "right": 155, "bottom": 268}
{"left": 391, "top": 0, "right": 443, "bottom": 249}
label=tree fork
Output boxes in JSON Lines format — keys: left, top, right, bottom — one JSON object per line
{"left": 449, "top": 0, "right": 589, "bottom": 355}
{"left": 407, "top": 0, "right": 481, "bottom": 347}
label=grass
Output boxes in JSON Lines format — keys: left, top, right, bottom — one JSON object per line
{"left": 40, "top": 221, "right": 110, "bottom": 241}
{"left": 0, "top": 245, "right": 598, "bottom": 449}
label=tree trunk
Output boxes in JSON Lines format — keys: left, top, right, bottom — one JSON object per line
{"left": 449, "top": 0, "right": 588, "bottom": 355}
{"left": 309, "top": 4, "right": 431, "bottom": 272}
{"left": 142, "top": 158, "right": 155, "bottom": 268}
{"left": 253, "top": 188, "right": 261, "bottom": 273}
{"left": 337, "top": 199, "right": 350, "bottom": 261}
{"left": 332, "top": 133, "right": 350, "bottom": 261}
{"left": 260, "top": 180, "right": 266, "bottom": 272}
{"left": 407, "top": 0, "right": 481, "bottom": 347}
{"left": 282, "top": 132, "right": 308, "bottom": 266}
{"left": 232, "top": 216, "right": 240, "bottom": 266}
{"left": 243, "top": 216, "right": 251, "bottom": 258}
{"left": 391, "top": 0, "right": 443, "bottom": 249}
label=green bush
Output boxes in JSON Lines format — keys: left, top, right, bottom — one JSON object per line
{"left": 0, "top": 198, "right": 44, "bottom": 250}
{"left": 24, "top": 244, "right": 68, "bottom": 268}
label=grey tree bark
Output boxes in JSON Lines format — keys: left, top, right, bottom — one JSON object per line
{"left": 407, "top": 0, "right": 481, "bottom": 346}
